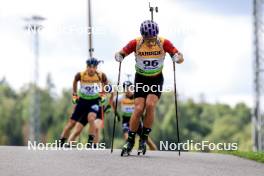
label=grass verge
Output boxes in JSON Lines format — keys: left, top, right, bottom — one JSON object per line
{"left": 219, "top": 151, "right": 264, "bottom": 163}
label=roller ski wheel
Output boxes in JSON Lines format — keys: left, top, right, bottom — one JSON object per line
{"left": 137, "top": 140, "right": 146, "bottom": 156}
{"left": 121, "top": 142, "right": 134, "bottom": 156}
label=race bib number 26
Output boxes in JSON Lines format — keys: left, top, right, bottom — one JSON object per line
{"left": 137, "top": 58, "right": 163, "bottom": 70}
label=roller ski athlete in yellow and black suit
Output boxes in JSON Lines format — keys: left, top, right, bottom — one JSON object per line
{"left": 59, "top": 57, "right": 110, "bottom": 148}
{"left": 115, "top": 20, "right": 184, "bottom": 156}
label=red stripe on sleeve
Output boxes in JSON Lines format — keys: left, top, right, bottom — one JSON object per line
{"left": 163, "top": 39, "right": 178, "bottom": 55}
{"left": 122, "top": 39, "right": 137, "bottom": 55}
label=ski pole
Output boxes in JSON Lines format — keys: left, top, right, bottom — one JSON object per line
{"left": 111, "top": 61, "right": 122, "bottom": 153}
{"left": 87, "top": 0, "right": 94, "bottom": 57}
{"left": 101, "top": 105, "right": 105, "bottom": 142}
{"left": 149, "top": 2, "right": 158, "bottom": 21}
{"left": 173, "top": 62, "right": 181, "bottom": 156}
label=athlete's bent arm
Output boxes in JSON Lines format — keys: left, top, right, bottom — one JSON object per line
{"left": 115, "top": 39, "right": 137, "bottom": 62}
{"left": 72, "top": 72, "right": 81, "bottom": 95}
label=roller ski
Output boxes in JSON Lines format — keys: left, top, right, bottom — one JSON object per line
{"left": 137, "top": 140, "right": 147, "bottom": 155}
{"left": 121, "top": 141, "right": 134, "bottom": 156}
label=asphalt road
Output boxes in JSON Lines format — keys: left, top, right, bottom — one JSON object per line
{"left": 0, "top": 146, "right": 263, "bottom": 176}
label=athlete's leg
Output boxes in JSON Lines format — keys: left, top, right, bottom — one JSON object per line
{"left": 60, "top": 119, "right": 76, "bottom": 139}
{"left": 67, "top": 122, "right": 84, "bottom": 142}
{"left": 147, "top": 136, "right": 157, "bottom": 150}
{"left": 123, "top": 132, "right": 128, "bottom": 140}
{"left": 129, "top": 97, "right": 145, "bottom": 131}
{"left": 138, "top": 94, "right": 159, "bottom": 147}
{"left": 122, "top": 74, "right": 146, "bottom": 153}
{"left": 87, "top": 112, "right": 97, "bottom": 143}
{"left": 122, "top": 118, "right": 130, "bottom": 140}
{"left": 60, "top": 102, "right": 83, "bottom": 142}
{"left": 144, "top": 94, "right": 159, "bottom": 128}
{"left": 94, "top": 119, "right": 102, "bottom": 143}
{"left": 124, "top": 97, "right": 145, "bottom": 147}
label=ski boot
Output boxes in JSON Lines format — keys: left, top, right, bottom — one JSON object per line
{"left": 86, "top": 135, "right": 94, "bottom": 149}
{"left": 137, "top": 139, "right": 147, "bottom": 155}
{"left": 121, "top": 141, "right": 134, "bottom": 156}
